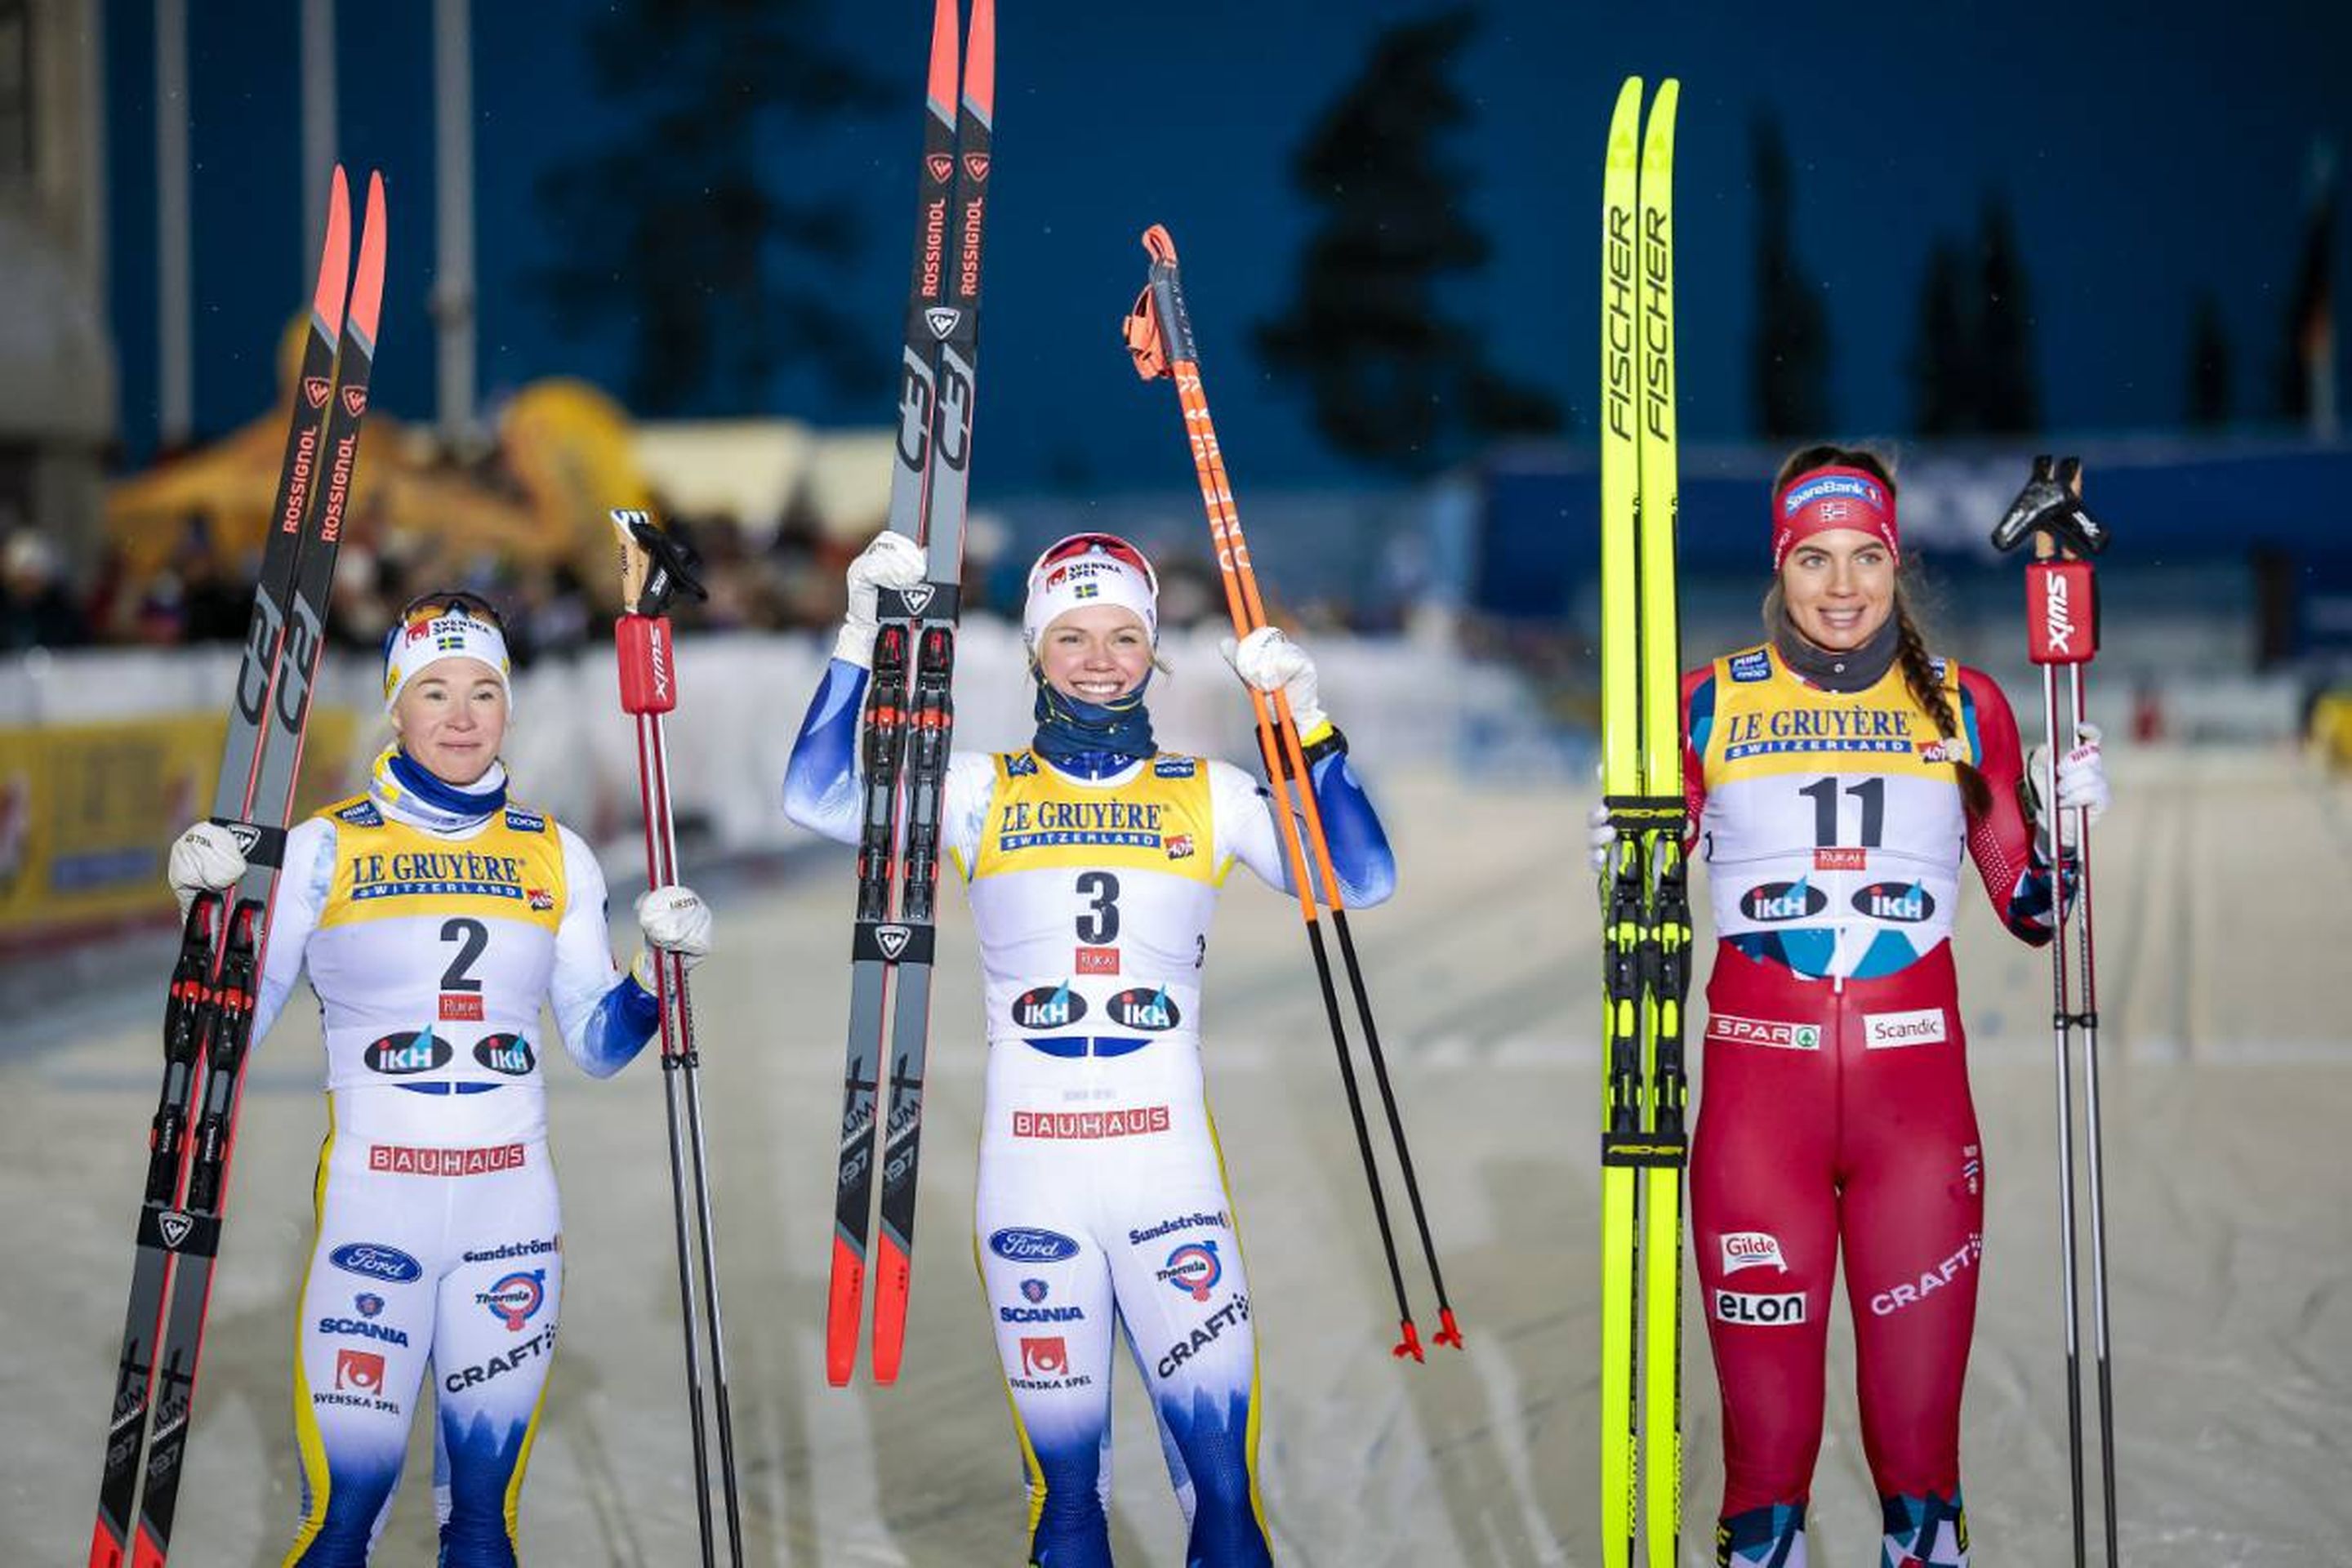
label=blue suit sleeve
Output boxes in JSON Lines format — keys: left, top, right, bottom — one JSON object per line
{"left": 1308, "top": 746, "right": 1396, "bottom": 907}
{"left": 783, "top": 657, "right": 868, "bottom": 846}
{"left": 575, "top": 969, "right": 663, "bottom": 1077}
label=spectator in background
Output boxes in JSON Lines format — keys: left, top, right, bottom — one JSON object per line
{"left": 1, "top": 529, "right": 91, "bottom": 650}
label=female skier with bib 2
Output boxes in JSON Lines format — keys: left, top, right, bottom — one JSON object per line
{"left": 165, "top": 593, "right": 712, "bottom": 1564}
{"left": 786, "top": 532, "right": 1395, "bottom": 1566}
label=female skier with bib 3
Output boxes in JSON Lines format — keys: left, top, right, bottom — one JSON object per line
{"left": 165, "top": 592, "right": 712, "bottom": 1565}
{"left": 786, "top": 531, "right": 1395, "bottom": 1566}
{"left": 1592, "top": 448, "right": 2110, "bottom": 1567}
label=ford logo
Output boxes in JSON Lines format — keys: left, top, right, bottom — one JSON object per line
{"left": 329, "top": 1242, "right": 423, "bottom": 1283}
{"left": 987, "top": 1227, "right": 1080, "bottom": 1263}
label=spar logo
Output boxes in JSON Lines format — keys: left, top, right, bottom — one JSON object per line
{"left": 478, "top": 1269, "right": 547, "bottom": 1331}
{"left": 1852, "top": 880, "right": 1934, "bottom": 923}
{"left": 1011, "top": 983, "right": 1085, "bottom": 1031}
{"left": 1704, "top": 1014, "right": 1820, "bottom": 1051}
{"left": 1720, "top": 1232, "right": 1788, "bottom": 1276}
{"left": 1157, "top": 1239, "right": 1223, "bottom": 1303}
{"left": 1107, "top": 987, "right": 1180, "bottom": 1031}
{"left": 988, "top": 1227, "right": 1081, "bottom": 1263}
{"left": 1740, "top": 880, "right": 1826, "bottom": 922}
{"left": 364, "top": 1031, "right": 452, "bottom": 1076}
{"left": 1713, "top": 1289, "right": 1806, "bottom": 1326}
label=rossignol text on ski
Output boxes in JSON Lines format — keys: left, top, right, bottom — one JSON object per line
{"left": 828, "top": 0, "right": 996, "bottom": 1388}
{"left": 90, "top": 166, "right": 387, "bottom": 1568}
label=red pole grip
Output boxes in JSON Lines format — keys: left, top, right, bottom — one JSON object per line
{"left": 2025, "top": 560, "right": 2097, "bottom": 666}
{"left": 616, "top": 613, "right": 679, "bottom": 714}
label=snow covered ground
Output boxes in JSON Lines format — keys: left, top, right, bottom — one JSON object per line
{"left": 5, "top": 746, "right": 2347, "bottom": 1564}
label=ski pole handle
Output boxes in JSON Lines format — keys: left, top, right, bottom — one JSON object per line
{"left": 617, "top": 614, "right": 682, "bottom": 715}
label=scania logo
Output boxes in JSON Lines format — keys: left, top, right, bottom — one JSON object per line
{"left": 1852, "top": 881, "right": 1935, "bottom": 923}
{"left": 1011, "top": 985, "right": 1085, "bottom": 1031}
{"left": 473, "top": 1034, "right": 535, "bottom": 1076}
{"left": 988, "top": 1227, "right": 1080, "bottom": 1263}
{"left": 365, "top": 1032, "right": 452, "bottom": 1075}
{"left": 1107, "top": 987, "right": 1180, "bottom": 1031}
{"left": 1739, "top": 881, "right": 1826, "bottom": 922}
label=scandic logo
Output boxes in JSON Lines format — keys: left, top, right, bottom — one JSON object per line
{"left": 1864, "top": 1009, "right": 1948, "bottom": 1048}
{"left": 1012, "top": 1107, "right": 1171, "bottom": 1140}
{"left": 1706, "top": 1015, "right": 1820, "bottom": 1050}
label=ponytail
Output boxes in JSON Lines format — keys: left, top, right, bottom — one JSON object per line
{"left": 1891, "top": 589, "right": 1993, "bottom": 821}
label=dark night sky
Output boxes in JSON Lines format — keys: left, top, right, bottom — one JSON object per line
{"left": 102, "top": 0, "right": 2352, "bottom": 501}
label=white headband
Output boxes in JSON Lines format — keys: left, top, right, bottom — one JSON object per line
{"left": 383, "top": 606, "right": 512, "bottom": 711}
{"left": 1022, "top": 539, "right": 1159, "bottom": 649}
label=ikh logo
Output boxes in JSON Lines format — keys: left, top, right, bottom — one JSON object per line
{"left": 364, "top": 1031, "right": 452, "bottom": 1076}
{"left": 1011, "top": 983, "right": 1085, "bottom": 1031}
{"left": 1107, "top": 987, "right": 1180, "bottom": 1031}
{"left": 1720, "top": 1232, "right": 1788, "bottom": 1276}
{"left": 1713, "top": 1289, "right": 1807, "bottom": 1327}
{"left": 333, "top": 1348, "right": 386, "bottom": 1393}
{"left": 1018, "top": 1336, "right": 1069, "bottom": 1379}
{"left": 478, "top": 1269, "right": 547, "bottom": 1332}
{"left": 1158, "top": 1240, "right": 1223, "bottom": 1303}
{"left": 1853, "top": 880, "right": 1935, "bottom": 923}
{"left": 1740, "top": 880, "right": 1827, "bottom": 923}
{"left": 474, "top": 1034, "right": 535, "bottom": 1076}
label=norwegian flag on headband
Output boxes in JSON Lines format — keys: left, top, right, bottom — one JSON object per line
{"left": 1771, "top": 465, "right": 1899, "bottom": 570}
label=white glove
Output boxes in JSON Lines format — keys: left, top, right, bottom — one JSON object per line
{"left": 167, "top": 821, "right": 247, "bottom": 919}
{"left": 2028, "top": 722, "right": 2109, "bottom": 837}
{"left": 1586, "top": 801, "right": 1616, "bottom": 875}
{"left": 632, "top": 884, "right": 712, "bottom": 988}
{"left": 1220, "top": 626, "right": 1329, "bottom": 737}
{"left": 834, "top": 531, "right": 929, "bottom": 667}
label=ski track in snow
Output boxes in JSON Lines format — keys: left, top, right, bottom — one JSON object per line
{"left": 6, "top": 752, "right": 2347, "bottom": 1564}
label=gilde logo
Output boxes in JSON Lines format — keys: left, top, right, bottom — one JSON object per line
{"left": 1720, "top": 1232, "right": 1788, "bottom": 1276}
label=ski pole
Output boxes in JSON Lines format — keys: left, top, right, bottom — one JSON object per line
{"left": 612, "top": 510, "right": 744, "bottom": 1567}
{"left": 1993, "top": 455, "right": 2119, "bottom": 1568}
{"left": 1125, "top": 223, "right": 1459, "bottom": 1359}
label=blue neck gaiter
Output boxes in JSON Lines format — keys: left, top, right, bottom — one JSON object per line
{"left": 1032, "top": 674, "right": 1156, "bottom": 777}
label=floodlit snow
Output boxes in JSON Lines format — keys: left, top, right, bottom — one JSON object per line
{"left": 7, "top": 749, "right": 2345, "bottom": 1563}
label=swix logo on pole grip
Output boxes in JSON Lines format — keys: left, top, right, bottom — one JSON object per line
{"left": 616, "top": 616, "right": 677, "bottom": 714}
{"left": 2025, "top": 560, "right": 2096, "bottom": 666}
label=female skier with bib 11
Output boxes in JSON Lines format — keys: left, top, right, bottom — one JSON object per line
{"left": 1592, "top": 448, "right": 2110, "bottom": 1568}
{"left": 164, "top": 593, "right": 713, "bottom": 1565}
{"left": 786, "top": 532, "right": 1396, "bottom": 1566}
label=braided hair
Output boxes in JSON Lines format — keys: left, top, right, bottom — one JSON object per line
{"left": 1769, "top": 444, "right": 1993, "bottom": 822}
